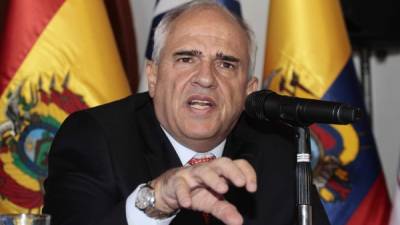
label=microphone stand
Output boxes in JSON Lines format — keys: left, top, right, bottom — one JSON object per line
{"left": 244, "top": 89, "right": 361, "bottom": 225}
{"left": 294, "top": 126, "right": 312, "bottom": 225}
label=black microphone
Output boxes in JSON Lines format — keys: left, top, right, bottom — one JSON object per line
{"left": 245, "top": 90, "right": 361, "bottom": 125}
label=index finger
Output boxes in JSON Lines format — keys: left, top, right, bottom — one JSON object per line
{"left": 210, "top": 199, "right": 243, "bottom": 225}
{"left": 233, "top": 159, "right": 257, "bottom": 192}
{"left": 208, "top": 157, "right": 248, "bottom": 188}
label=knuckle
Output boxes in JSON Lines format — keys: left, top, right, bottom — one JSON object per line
{"left": 217, "top": 157, "right": 232, "bottom": 164}
{"left": 172, "top": 168, "right": 190, "bottom": 183}
{"left": 235, "top": 159, "right": 249, "bottom": 167}
{"left": 174, "top": 176, "right": 186, "bottom": 185}
{"left": 170, "top": 176, "right": 184, "bottom": 189}
{"left": 212, "top": 202, "right": 235, "bottom": 218}
{"left": 236, "top": 159, "right": 255, "bottom": 174}
{"left": 192, "top": 165, "right": 208, "bottom": 176}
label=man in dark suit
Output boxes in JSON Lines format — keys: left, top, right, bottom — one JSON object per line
{"left": 44, "top": 1, "right": 331, "bottom": 225}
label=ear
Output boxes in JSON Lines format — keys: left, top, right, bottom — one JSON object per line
{"left": 246, "top": 76, "right": 259, "bottom": 95}
{"left": 146, "top": 60, "right": 158, "bottom": 97}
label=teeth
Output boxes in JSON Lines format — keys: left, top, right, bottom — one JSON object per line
{"left": 190, "top": 100, "right": 211, "bottom": 105}
{"left": 189, "top": 100, "right": 212, "bottom": 109}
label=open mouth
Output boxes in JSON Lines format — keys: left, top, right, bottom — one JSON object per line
{"left": 187, "top": 96, "right": 216, "bottom": 110}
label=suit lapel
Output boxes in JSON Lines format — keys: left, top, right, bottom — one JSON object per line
{"left": 137, "top": 101, "right": 182, "bottom": 179}
{"left": 222, "top": 127, "right": 260, "bottom": 225}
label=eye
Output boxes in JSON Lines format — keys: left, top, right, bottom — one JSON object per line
{"left": 217, "top": 61, "right": 236, "bottom": 70}
{"left": 176, "top": 57, "right": 193, "bottom": 63}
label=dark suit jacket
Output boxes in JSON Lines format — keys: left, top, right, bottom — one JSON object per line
{"left": 43, "top": 92, "right": 330, "bottom": 225}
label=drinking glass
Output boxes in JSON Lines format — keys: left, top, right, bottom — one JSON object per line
{"left": 0, "top": 214, "right": 50, "bottom": 225}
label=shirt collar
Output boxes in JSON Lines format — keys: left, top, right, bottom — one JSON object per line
{"left": 161, "top": 126, "right": 225, "bottom": 165}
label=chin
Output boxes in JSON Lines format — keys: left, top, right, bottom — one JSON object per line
{"left": 183, "top": 127, "right": 218, "bottom": 140}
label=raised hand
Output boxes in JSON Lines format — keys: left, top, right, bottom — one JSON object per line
{"left": 150, "top": 157, "right": 257, "bottom": 225}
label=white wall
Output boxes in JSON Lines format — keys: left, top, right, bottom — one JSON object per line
{"left": 370, "top": 53, "right": 400, "bottom": 198}
{"left": 129, "top": 0, "right": 400, "bottom": 199}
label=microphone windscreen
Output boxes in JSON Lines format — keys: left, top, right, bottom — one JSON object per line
{"left": 245, "top": 90, "right": 271, "bottom": 121}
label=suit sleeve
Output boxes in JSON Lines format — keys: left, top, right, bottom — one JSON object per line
{"left": 43, "top": 111, "right": 127, "bottom": 225}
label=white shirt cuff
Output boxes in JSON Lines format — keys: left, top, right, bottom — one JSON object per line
{"left": 125, "top": 183, "right": 177, "bottom": 225}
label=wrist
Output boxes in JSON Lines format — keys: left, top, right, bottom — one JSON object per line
{"left": 135, "top": 182, "right": 178, "bottom": 219}
{"left": 150, "top": 179, "right": 177, "bottom": 214}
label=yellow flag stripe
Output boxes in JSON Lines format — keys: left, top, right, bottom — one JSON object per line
{"left": 0, "top": 198, "right": 41, "bottom": 214}
{"left": 264, "top": 0, "right": 351, "bottom": 98}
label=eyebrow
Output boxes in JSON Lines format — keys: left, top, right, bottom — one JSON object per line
{"left": 216, "top": 52, "right": 240, "bottom": 62}
{"left": 173, "top": 49, "right": 203, "bottom": 57}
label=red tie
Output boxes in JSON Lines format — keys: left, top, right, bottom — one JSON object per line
{"left": 186, "top": 153, "right": 216, "bottom": 224}
{"left": 187, "top": 153, "right": 216, "bottom": 166}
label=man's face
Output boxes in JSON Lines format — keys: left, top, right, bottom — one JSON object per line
{"left": 147, "top": 7, "right": 258, "bottom": 151}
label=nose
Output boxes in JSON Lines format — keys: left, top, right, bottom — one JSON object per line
{"left": 191, "top": 60, "right": 217, "bottom": 89}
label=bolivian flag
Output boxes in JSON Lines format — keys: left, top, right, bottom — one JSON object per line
{"left": 263, "top": 1, "right": 391, "bottom": 224}
{"left": 0, "top": 0, "right": 131, "bottom": 213}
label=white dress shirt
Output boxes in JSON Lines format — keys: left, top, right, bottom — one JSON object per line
{"left": 125, "top": 126, "right": 225, "bottom": 225}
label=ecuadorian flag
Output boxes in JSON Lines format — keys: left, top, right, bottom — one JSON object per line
{"left": 263, "top": 1, "right": 391, "bottom": 224}
{"left": 0, "top": 0, "right": 131, "bottom": 213}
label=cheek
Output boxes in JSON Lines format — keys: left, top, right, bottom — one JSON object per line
{"left": 154, "top": 70, "right": 178, "bottom": 95}
{"left": 219, "top": 80, "right": 247, "bottom": 112}
{"left": 158, "top": 65, "right": 193, "bottom": 88}
{"left": 153, "top": 72, "right": 191, "bottom": 113}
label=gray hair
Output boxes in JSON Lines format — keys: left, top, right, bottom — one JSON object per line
{"left": 151, "top": 0, "right": 257, "bottom": 78}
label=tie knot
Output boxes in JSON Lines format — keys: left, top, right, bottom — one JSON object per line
{"left": 187, "top": 153, "right": 216, "bottom": 166}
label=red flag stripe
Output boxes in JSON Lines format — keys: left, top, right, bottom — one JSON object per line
{"left": 347, "top": 173, "right": 391, "bottom": 225}
{"left": 0, "top": 0, "right": 65, "bottom": 94}
{"left": 0, "top": 159, "right": 42, "bottom": 209}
